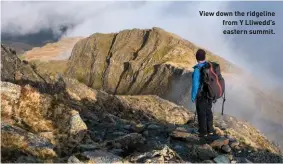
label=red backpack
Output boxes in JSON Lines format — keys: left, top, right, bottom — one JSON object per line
{"left": 198, "top": 61, "right": 226, "bottom": 115}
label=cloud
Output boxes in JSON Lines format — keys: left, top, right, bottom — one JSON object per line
{"left": 1, "top": 1, "right": 114, "bottom": 36}
{"left": 2, "top": 1, "right": 282, "bottom": 87}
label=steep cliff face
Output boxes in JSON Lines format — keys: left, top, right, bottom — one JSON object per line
{"left": 1, "top": 44, "right": 45, "bottom": 83}
{"left": 65, "top": 28, "right": 234, "bottom": 101}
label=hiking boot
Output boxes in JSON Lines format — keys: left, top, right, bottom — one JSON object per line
{"left": 198, "top": 133, "right": 208, "bottom": 138}
{"left": 198, "top": 134, "right": 208, "bottom": 144}
{"left": 199, "top": 133, "right": 221, "bottom": 144}
{"left": 205, "top": 134, "right": 221, "bottom": 143}
{"left": 208, "top": 129, "right": 217, "bottom": 135}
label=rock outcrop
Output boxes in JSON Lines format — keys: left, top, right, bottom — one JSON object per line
{"left": 1, "top": 82, "right": 88, "bottom": 160}
{"left": 1, "top": 44, "right": 45, "bottom": 83}
{"left": 65, "top": 28, "right": 235, "bottom": 104}
{"left": 2, "top": 77, "right": 282, "bottom": 163}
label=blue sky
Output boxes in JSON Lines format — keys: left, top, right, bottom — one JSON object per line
{"left": 1, "top": 1, "right": 283, "bottom": 88}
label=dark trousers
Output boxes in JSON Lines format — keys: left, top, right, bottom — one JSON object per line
{"left": 196, "top": 95, "right": 214, "bottom": 135}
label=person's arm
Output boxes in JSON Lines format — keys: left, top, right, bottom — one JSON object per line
{"left": 191, "top": 68, "right": 200, "bottom": 103}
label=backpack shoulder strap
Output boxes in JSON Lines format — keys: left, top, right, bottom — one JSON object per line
{"left": 221, "top": 90, "right": 226, "bottom": 115}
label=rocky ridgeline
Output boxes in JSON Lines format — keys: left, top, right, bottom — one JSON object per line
{"left": 1, "top": 44, "right": 283, "bottom": 163}
{"left": 1, "top": 79, "right": 282, "bottom": 163}
{"left": 65, "top": 28, "right": 237, "bottom": 106}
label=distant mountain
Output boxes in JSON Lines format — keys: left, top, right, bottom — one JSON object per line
{"left": 2, "top": 29, "right": 58, "bottom": 47}
{"left": 1, "top": 26, "right": 69, "bottom": 54}
{"left": 23, "top": 37, "right": 83, "bottom": 61}
{"left": 1, "top": 41, "right": 33, "bottom": 55}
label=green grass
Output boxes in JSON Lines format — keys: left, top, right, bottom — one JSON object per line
{"left": 152, "top": 46, "right": 171, "bottom": 63}
{"left": 18, "top": 55, "right": 26, "bottom": 61}
{"left": 29, "top": 60, "right": 68, "bottom": 76}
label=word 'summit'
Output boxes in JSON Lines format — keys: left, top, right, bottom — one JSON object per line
{"left": 223, "top": 29, "right": 275, "bottom": 35}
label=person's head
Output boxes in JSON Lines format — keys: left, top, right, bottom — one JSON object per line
{"left": 195, "top": 49, "right": 206, "bottom": 63}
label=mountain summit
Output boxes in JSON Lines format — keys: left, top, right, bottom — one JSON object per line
{"left": 65, "top": 27, "right": 236, "bottom": 104}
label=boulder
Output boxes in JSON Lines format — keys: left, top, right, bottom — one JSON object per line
{"left": 147, "top": 124, "right": 162, "bottom": 130}
{"left": 226, "top": 135, "right": 236, "bottom": 142}
{"left": 68, "top": 155, "right": 82, "bottom": 163}
{"left": 214, "top": 155, "right": 230, "bottom": 163}
{"left": 78, "top": 151, "right": 123, "bottom": 163}
{"left": 128, "top": 145, "right": 183, "bottom": 163}
{"left": 1, "top": 82, "right": 88, "bottom": 157}
{"left": 230, "top": 140, "right": 240, "bottom": 148}
{"left": 170, "top": 128, "right": 191, "bottom": 138}
{"left": 1, "top": 123, "right": 56, "bottom": 159}
{"left": 1, "top": 82, "right": 21, "bottom": 123}
{"left": 221, "top": 145, "right": 232, "bottom": 153}
{"left": 69, "top": 110, "right": 88, "bottom": 142}
{"left": 192, "top": 144, "right": 218, "bottom": 160}
{"left": 105, "top": 133, "right": 146, "bottom": 149}
{"left": 210, "top": 137, "right": 229, "bottom": 149}
{"left": 77, "top": 143, "right": 99, "bottom": 152}
{"left": 214, "top": 127, "right": 225, "bottom": 136}
{"left": 170, "top": 128, "right": 200, "bottom": 143}
{"left": 95, "top": 94, "right": 194, "bottom": 124}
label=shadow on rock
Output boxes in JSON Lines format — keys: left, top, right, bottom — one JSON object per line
{"left": 1, "top": 76, "right": 283, "bottom": 163}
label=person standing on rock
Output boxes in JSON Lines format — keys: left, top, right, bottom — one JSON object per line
{"left": 191, "top": 49, "right": 222, "bottom": 140}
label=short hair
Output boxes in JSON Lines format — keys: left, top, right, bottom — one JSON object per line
{"left": 196, "top": 49, "right": 206, "bottom": 61}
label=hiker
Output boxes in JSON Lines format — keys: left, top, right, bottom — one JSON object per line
{"left": 191, "top": 49, "right": 225, "bottom": 139}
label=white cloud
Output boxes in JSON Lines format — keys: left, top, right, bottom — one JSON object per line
{"left": 1, "top": 1, "right": 282, "bottom": 87}
{"left": 2, "top": 1, "right": 282, "bottom": 92}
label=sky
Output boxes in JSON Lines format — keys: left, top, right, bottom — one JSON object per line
{"left": 1, "top": 1, "right": 283, "bottom": 89}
